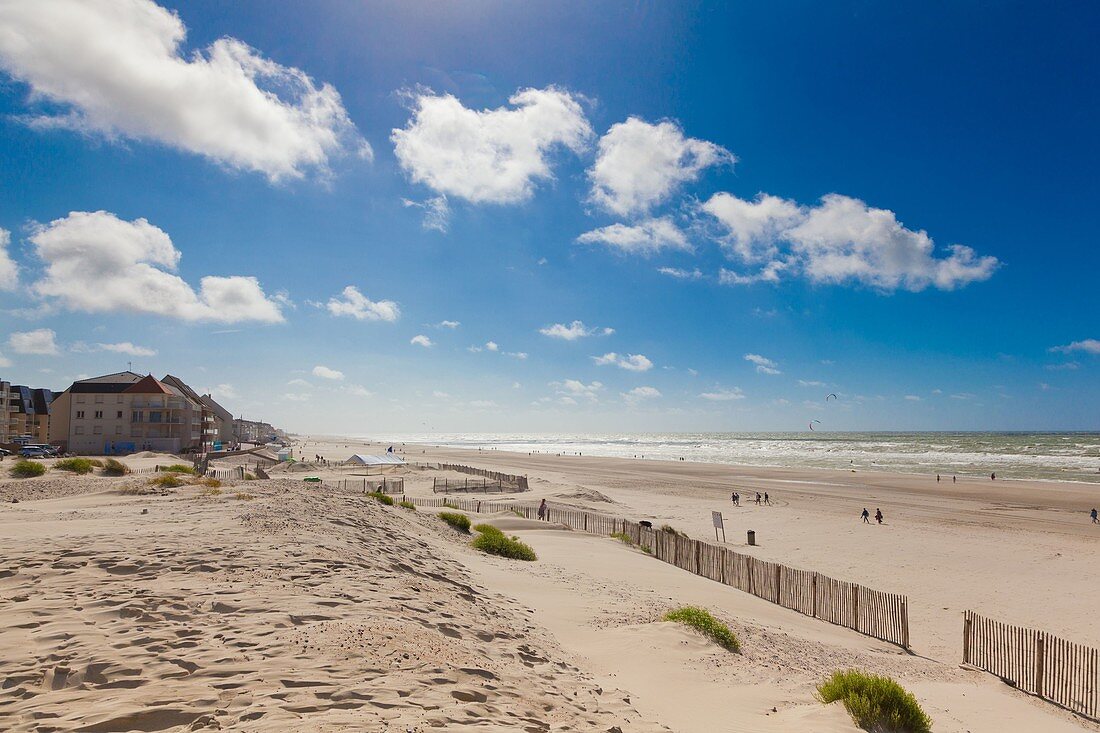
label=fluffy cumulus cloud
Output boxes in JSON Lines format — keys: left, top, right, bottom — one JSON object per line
{"left": 1051, "top": 339, "right": 1100, "bottom": 355}
{"left": 312, "top": 365, "right": 344, "bottom": 381}
{"left": 9, "top": 328, "right": 59, "bottom": 355}
{"left": 410, "top": 334, "right": 433, "bottom": 348}
{"left": 657, "top": 266, "right": 702, "bottom": 280}
{"left": 0, "top": 0, "right": 367, "bottom": 182}
{"left": 72, "top": 341, "right": 157, "bottom": 357}
{"left": 0, "top": 228, "right": 18, "bottom": 291}
{"left": 592, "top": 352, "right": 653, "bottom": 372}
{"left": 704, "top": 193, "right": 999, "bottom": 292}
{"left": 550, "top": 379, "right": 603, "bottom": 402}
{"left": 576, "top": 217, "right": 691, "bottom": 256}
{"left": 325, "top": 286, "right": 399, "bottom": 322}
{"left": 27, "top": 211, "right": 284, "bottom": 323}
{"left": 622, "top": 385, "right": 661, "bottom": 404}
{"left": 699, "top": 387, "right": 745, "bottom": 401}
{"left": 539, "top": 320, "right": 614, "bottom": 340}
{"left": 744, "top": 353, "right": 781, "bottom": 375}
{"left": 588, "top": 117, "right": 733, "bottom": 217}
{"left": 392, "top": 86, "right": 592, "bottom": 204}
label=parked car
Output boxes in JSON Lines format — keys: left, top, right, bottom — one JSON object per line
{"left": 12, "top": 435, "right": 35, "bottom": 445}
{"left": 0, "top": 447, "right": 11, "bottom": 456}
{"left": 20, "top": 446, "right": 49, "bottom": 458}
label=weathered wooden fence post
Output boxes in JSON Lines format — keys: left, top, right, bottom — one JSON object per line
{"left": 1035, "top": 632, "right": 1045, "bottom": 699}
{"left": 811, "top": 574, "right": 818, "bottom": 618}
{"left": 851, "top": 585, "right": 860, "bottom": 631}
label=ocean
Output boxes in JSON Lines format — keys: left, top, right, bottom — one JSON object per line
{"left": 381, "top": 432, "right": 1100, "bottom": 484}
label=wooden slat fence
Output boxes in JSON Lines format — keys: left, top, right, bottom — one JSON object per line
{"left": 964, "top": 610, "right": 1098, "bottom": 720}
{"left": 320, "top": 477, "right": 405, "bottom": 494}
{"left": 435, "top": 463, "right": 529, "bottom": 492}
{"left": 398, "top": 496, "right": 909, "bottom": 649}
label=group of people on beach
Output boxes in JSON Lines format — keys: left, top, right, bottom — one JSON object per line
{"left": 729, "top": 491, "right": 770, "bottom": 506}
{"left": 861, "top": 507, "right": 885, "bottom": 524}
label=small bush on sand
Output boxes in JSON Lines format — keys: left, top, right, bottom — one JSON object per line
{"left": 610, "top": 531, "right": 634, "bottom": 546}
{"left": 233, "top": 492, "right": 255, "bottom": 501}
{"left": 816, "top": 670, "right": 932, "bottom": 733}
{"left": 398, "top": 500, "right": 416, "bottom": 510}
{"left": 54, "top": 457, "right": 97, "bottom": 474}
{"left": 199, "top": 486, "right": 222, "bottom": 497}
{"left": 243, "top": 473, "right": 257, "bottom": 481}
{"left": 472, "top": 525, "right": 537, "bottom": 561}
{"left": 662, "top": 606, "right": 740, "bottom": 652}
{"left": 10, "top": 460, "right": 46, "bottom": 478}
{"left": 442, "top": 500, "right": 457, "bottom": 509}
{"left": 162, "top": 464, "right": 195, "bottom": 475}
{"left": 201, "top": 477, "right": 222, "bottom": 488}
{"left": 660, "top": 524, "right": 685, "bottom": 537}
{"left": 103, "top": 458, "right": 131, "bottom": 476}
{"left": 150, "top": 474, "right": 184, "bottom": 489}
{"left": 439, "top": 511, "right": 471, "bottom": 532}
{"left": 367, "top": 491, "right": 395, "bottom": 506}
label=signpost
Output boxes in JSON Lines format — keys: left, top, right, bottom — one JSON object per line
{"left": 711, "top": 511, "right": 726, "bottom": 543}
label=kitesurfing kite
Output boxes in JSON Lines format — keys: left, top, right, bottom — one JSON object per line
{"left": 809, "top": 419, "right": 822, "bottom": 430}
{"left": 826, "top": 393, "right": 837, "bottom": 401}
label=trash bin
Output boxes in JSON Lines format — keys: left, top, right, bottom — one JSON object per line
{"left": 747, "top": 530, "right": 756, "bottom": 546}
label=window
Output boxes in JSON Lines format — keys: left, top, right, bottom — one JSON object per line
{"left": 131, "top": 411, "right": 143, "bottom": 423}
{"left": 149, "top": 411, "right": 163, "bottom": 424}
{"left": 94, "top": 394, "right": 104, "bottom": 404}
{"left": 93, "top": 425, "right": 103, "bottom": 435}
{"left": 117, "top": 411, "right": 123, "bottom": 419}
{"left": 116, "top": 395, "right": 123, "bottom": 403}
{"left": 75, "top": 411, "right": 85, "bottom": 419}
{"left": 94, "top": 410, "right": 103, "bottom": 419}
{"left": 76, "top": 394, "right": 85, "bottom": 403}
{"left": 74, "top": 426, "right": 84, "bottom": 435}
{"left": 115, "top": 425, "right": 122, "bottom": 435}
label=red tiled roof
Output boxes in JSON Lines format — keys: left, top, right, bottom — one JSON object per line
{"left": 122, "top": 375, "right": 173, "bottom": 395}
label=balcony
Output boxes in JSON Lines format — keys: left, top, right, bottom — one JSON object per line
{"left": 130, "top": 399, "right": 189, "bottom": 410}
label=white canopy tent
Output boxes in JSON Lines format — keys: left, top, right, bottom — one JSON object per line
{"left": 343, "top": 453, "right": 406, "bottom": 466}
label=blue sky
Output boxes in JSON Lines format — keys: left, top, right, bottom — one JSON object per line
{"left": 0, "top": 0, "right": 1097, "bottom": 433}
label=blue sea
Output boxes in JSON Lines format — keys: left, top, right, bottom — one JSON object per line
{"left": 380, "top": 432, "right": 1100, "bottom": 484}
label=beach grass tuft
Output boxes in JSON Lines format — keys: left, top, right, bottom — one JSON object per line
{"left": 610, "top": 531, "right": 634, "bottom": 546}
{"left": 102, "top": 458, "right": 131, "bottom": 476}
{"left": 439, "top": 511, "right": 471, "bottom": 532}
{"left": 367, "top": 491, "right": 395, "bottom": 506}
{"left": 233, "top": 492, "right": 255, "bottom": 501}
{"left": 9, "top": 459, "right": 46, "bottom": 478}
{"left": 472, "top": 525, "right": 537, "bottom": 561}
{"left": 662, "top": 606, "right": 740, "bottom": 652}
{"left": 54, "top": 457, "right": 98, "bottom": 474}
{"left": 815, "top": 670, "right": 932, "bottom": 733}
{"left": 150, "top": 474, "right": 184, "bottom": 488}
{"left": 659, "top": 524, "right": 686, "bottom": 537}
{"left": 243, "top": 472, "right": 257, "bottom": 481}
{"left": 161, "top": 463, "right": 195, "bottom": 475}
{"left": 199, "top": 486, "right": 222, "bottom": 497}
{"left": 200, "top": 477, "right": 222, "bottom": 488}
{"left": 398, "top": 500, "right": 416, "bottom": 510}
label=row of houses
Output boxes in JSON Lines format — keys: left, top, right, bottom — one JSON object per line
{"left": 2, "top": 371, "right": 284, "bottom": 455}
{"left": 0, "top": 380, "right": 55, "bottom": 444}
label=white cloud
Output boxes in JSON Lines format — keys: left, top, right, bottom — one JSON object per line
{"left": 402, "top": 195, "right": 450, "bottom": 233}
{"left": 592, "top": 352, "right": 653, "bottom": 372}
{"left": 29, "top": 211, "right": 284, "bottom": 322}
{"left": 1045, "top": 362, "right": 1079, "bottom": 371}
{"left": 622, "top": 386, "right": 661, "bottom": 404}
{"left": 0, "top": 228, "right": 18, "bottom": 291}
{"left": 699, "top": 388, "right": 745, "bottom": 401}
{"left": 551, "top": 379, "right": 602, "bottom": 401}
{"left": 506, "top": 352, "right": 528, "bottom": 360}
{"left": 410, "top": 334, "right": 433, "bottom": 348}
{"left": 9, "top": 328, "right": 59, "bottom": 355}
{"left": 392, "top": 86, "right": 592, "bottom": 204}
{"left": 432, "top": 390, "right": 450, "bottom": 399}
{"left": 0, "top": 352, "right": 11, "bottom": 368}
{"left": 0, "top": 0, "right": 367, "bottom": 181}
{"left": 437, "top": 320, "right": 460, "bottom": 329}
{"left": 539, "top": 320, "right": 614, "bottom": 340}
{"left": 325, "top": 286, "right": 399, "bottom": 322}
{"left": 904, "top": 395, "right": 922, "bottom": 401}
{"left": 588, "top": 117, "right": 733, "bottom": 217}
{"left": 576, "top": 217, "right": 691, "bottom": 256}
{"left": 798, "top": 380, "right": 826, "bottom": 387}
{"left": 312, "top": 365, "right": 344, "bottom": 381}
{"left": 283, "top": 393, "right": 310, "bottom": 402}
{"left": 484, "top": 341, "right": 499, "bottom": 352}
{"left": 286, "top": 378, "right": 312, "bottom": 388}
{"left": 744, "top": 353, "right": 781, "bottom": 375}
{"left": 468, "top": 399, "right": 497, "bottom": 409}
{"left": 345, "top": 384, "right": 371, "bottom": 397}
{"left": 657, "top": 266, "right": 703, "bottom": 280}
{"left": 72, "top": 341, "right": 157, "bottom": 357}
{"left": 212, "top": 383, "right": 239, "bottom": 401}
{"left": 1051, "top": 339, "right": 1100, "bottom": 355}
{"left": 702, "top": 193, "right": 999, "bottom": 291}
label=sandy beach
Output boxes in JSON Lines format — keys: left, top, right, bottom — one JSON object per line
{"left": 1, "top": 442, "right": 1097, "bottom": 732}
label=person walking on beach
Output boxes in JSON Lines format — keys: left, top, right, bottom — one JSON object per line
{"left": 755, "top": 492, "right": 762, "bottom": 505}
{"left": 875, "top": 508, "right": 884, "bottom": 525}
{"left": 537, "top": 499, "right": 548, "bottom": 521}
{"left": 936, "top": 474, "right": 940, "bottom": 482}
{"left": 764, "top": 492, "right": 771, "bottom": 505}
{"left": 731, "top": 491, "right": 736, "bottom": 503}
{"left": 953, "top": 475, "right": 956, "bottom": 483}
{"left": 861, "top": 508, "right": 870, "bottom": 523}
{"left": 734, "top": 492, "right": 740, "bottom": 506}
{"left": 991, "top": 472, "right": 996, "bottom": 480}
{"left": 1091, "top": 508, "right": 1098, "bottom": 524}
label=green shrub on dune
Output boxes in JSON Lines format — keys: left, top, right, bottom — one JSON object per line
{"left": 439, "top": 511, "right": 471, "bottom": 532}
{"left": 54, "top": 458, "right": 97, "bottom": 474}
{"left": 398, "top": 500, "right": 416, "bottom": 510}
{"left": 816, "top": 670, "right": 932, "bottom": 733}
{"left": 367, "top": 491, "right": 395, "bottom": 506}
{"left": 103, "top": 458, "right": 131, "bottom": 476}
{"left": 471, "top": 525, "right": 537, "bottom": 561}
{"left": 662, "top": 606, "right": 740, "bottom": 652}
{"left": 150, "top": 474, "right": 184, "bottom": 488}
{"left": 10, "top": 460, "right": 46, "bottom": 478}
{"left": 161, "top": 463, "right": 195, "bottom": 475}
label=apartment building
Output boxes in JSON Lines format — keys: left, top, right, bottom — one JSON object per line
{"left": 199, "top": 393, "right": 235, "bottom": 446}
{"left": 1, "top": 380, "right": 55, "bottom": 444}
{"left": 49, "top": 371, "right": 209, "bottom": 455}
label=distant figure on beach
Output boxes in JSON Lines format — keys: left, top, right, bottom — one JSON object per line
{"left": 537, "top": 499, "right": 547, "bottom": 521}
{"left": 730, "top": 492, "right": 735, "bottom": 503}
{"left": 875, "top": 508, "right": 883, "bottom": 524}
{"left": 861, "top": 508, "right": 870, "bottom": 523}
{"left": 1092, "top": 508, "right": 1098, "bottom": 524}
{"left": 991, "top": 472, "right": 996, "bottom": 480}
{"left": 734, "top": 492, "right": 740, "bottom": 506}
{"left": 936, "top": 474, "right": 940, "bottom": 482}
{"left": 755, "top": 492, "right": 762, "bottom": 505}
{"left": 764, "top": 492, "right": 771, "bottom": 505}
{"left": 953, "top": 475, "right": 956, "bottom": 483}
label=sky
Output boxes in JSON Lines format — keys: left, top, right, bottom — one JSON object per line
{"left": 0, "top": 0, "right": 1097, "bottom": 434}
